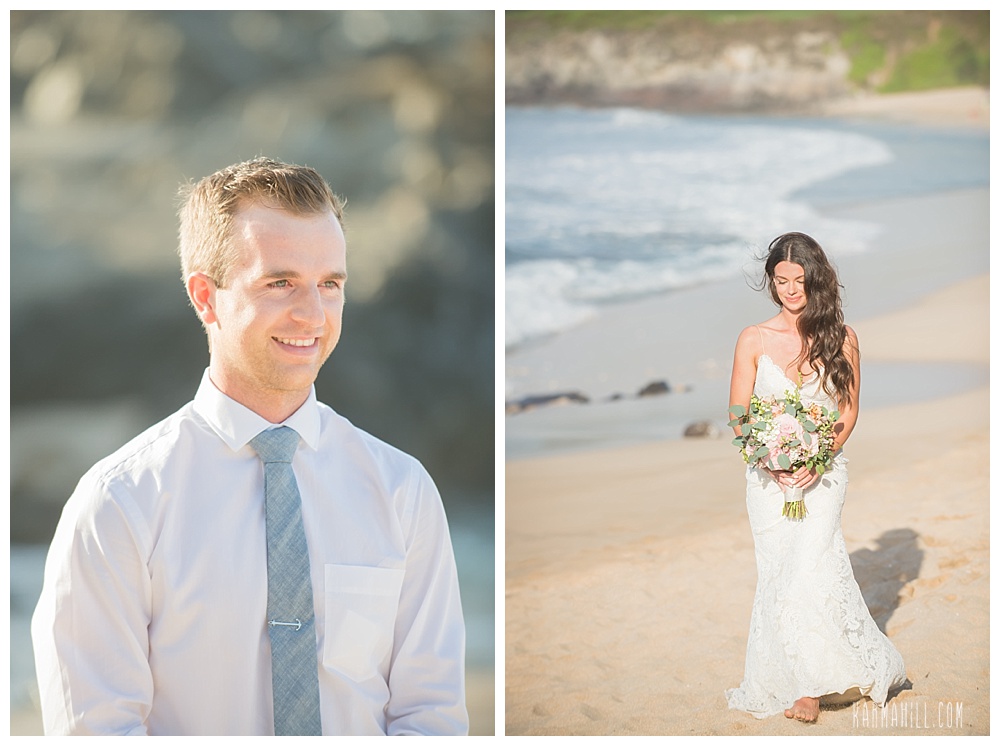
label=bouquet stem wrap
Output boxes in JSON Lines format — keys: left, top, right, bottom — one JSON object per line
{"left": 781, "top": 485, "right": 806, "bottom": 520}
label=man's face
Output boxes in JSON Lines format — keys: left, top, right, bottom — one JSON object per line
{"left": 203, "top": 201, "right": 347, "bottom": 418}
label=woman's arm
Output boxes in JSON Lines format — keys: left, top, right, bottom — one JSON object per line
{"left": 729, "top": 326, "right": 760, "bottom": 435}
{"left": 832, "top": 325, "right": 861, "bottom": 451}
{"left": 730, "top": 327, "right": 795, "bottom": 489}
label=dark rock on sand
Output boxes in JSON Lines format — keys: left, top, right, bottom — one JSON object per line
{"left": 637, "top": 380, "right": 671, "bottom": 397}
{"left": 683, "top": 421, "right": 720, "bottom": 439}
{"left": 506, "top": 391, "right": 590, "bottom": 415}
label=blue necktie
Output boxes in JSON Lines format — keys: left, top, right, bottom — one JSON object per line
{"left": 250, "top": 427, "right": 322, "bottom": 736}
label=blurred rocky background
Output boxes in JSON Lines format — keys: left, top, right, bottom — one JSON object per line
{"left": 507, "top": 10, "right": 989, "bottom": 112}
{"left": 10, "top": 10, "right": 495, "bottom": 734}
{"left": 11, "top": 8, "right": 493, "bottom": 536}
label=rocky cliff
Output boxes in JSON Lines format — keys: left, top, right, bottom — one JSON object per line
{"left": 506, "top": 11, "right": 988, "bottom": 113}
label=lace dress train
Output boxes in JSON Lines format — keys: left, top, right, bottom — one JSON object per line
{"left": 725, "top": 355, "right": 907, "bottom": 718}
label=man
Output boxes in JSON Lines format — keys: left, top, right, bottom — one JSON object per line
{"left": 31, "top": 157, "right": 469, "bottom": 735}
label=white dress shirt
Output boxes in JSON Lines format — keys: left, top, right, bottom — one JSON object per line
{"left": 31, "top": 371, "right": 468, "bottom": 735}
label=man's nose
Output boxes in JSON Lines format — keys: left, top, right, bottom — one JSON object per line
{"left": 291, "top": 286, "right": 325, "bottom": 325}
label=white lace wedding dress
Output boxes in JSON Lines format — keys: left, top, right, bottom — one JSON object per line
{"left": 725, "top": 354, "right": 907, "bottom": 718}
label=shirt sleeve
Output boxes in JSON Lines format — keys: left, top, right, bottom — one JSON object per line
{"left": 30, "top": 472, "right": 154, "bottom": 735}
{"left": 384, "top": 461, "right": 469, "bottom": 735}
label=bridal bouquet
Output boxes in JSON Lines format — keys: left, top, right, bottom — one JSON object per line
{"left": 728, "top": 389, "right": 840, "bottom": 520}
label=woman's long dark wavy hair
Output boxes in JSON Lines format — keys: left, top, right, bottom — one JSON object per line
{"left": 761, "top": 232, "right": 855, "bottom": 407}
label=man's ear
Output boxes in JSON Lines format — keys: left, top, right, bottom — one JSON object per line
{"left": 186, "top": 272, "right": 219, "bottom": 325}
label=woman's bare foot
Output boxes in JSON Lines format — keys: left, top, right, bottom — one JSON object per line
{"left": 784, "top": 696, "right": 819, "bottom": 722}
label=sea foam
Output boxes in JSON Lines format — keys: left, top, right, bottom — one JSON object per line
{"left": 505, "top": 107, "right": 893, "bottom": 348}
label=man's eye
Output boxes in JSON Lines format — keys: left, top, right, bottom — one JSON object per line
{"left": 268, "top": 280, "right": 289, "bottom": 288}
{"left": 322, "top": 281, "right": 340, "bottom": 289}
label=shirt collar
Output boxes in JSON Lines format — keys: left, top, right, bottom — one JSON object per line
{"left": 192, "top": 369, "right": 321, "bottom": 452}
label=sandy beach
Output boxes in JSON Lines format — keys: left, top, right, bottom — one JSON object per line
{"left": 505, "top": 279, "right": 989, "bottom": 736}
{"left": 818, "top": 86, "right": 990, "bottom": 130}
{"left": 505, "top": 89, "right": 989, "bottom": 735}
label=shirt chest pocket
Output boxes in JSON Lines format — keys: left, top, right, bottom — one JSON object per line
{"left": 322, "top": 564, "right": 405, "bottom": 682}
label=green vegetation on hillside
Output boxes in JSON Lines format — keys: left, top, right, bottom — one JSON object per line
{"left": 836, "top": 12, "right": 989, "bottom": 91}
{"left": 506, "top": 10, "right": 989, "bottom": 93}
{"left": 879, "top": 24, "right": 989, "bottom": 92}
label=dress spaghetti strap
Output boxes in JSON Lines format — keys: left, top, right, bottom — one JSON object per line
{"left": 755, "top": 325, "right": 766, "bottom": 358}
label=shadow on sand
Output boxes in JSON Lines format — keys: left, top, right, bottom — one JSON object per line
{"left": 849, "top": 527, "right": 923, "bottom": 634}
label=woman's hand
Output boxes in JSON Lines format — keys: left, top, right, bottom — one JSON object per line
{"left": 773, "top": 466, "right": 820, "bottom": 491}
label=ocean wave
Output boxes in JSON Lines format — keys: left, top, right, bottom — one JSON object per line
{"left": 505, "top": 108, "right": 892, "bottom": 348}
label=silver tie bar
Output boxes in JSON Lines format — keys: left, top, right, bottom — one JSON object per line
{"left": 268, "top": 618, "right": 303, "bottom": 631}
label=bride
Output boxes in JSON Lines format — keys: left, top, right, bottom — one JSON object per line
{"left": 725, "top": 232, "right": 907, "bottom": 722}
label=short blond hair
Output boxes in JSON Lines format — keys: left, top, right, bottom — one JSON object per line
{"left": 177, "top": 157, "right": 345, "bottom": 288}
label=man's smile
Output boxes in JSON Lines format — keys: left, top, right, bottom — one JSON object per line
{"left": 274, "top": 336, "right": 319, "bottom": 348}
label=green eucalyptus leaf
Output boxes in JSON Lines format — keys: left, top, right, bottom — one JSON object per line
{"left": 754, "top": 446, "right": 770, "bottom": 461}
{"left": 802, "top": 420, "right": 817, "bottom": 432}
{"left": 777, "top": 453, "right": 792, "bottom": 470}
{"left": 729, "top": 404, "right": 746, "bottom": 418}
{"left": 741, "top": 423, "right": 751, "bottom": 437}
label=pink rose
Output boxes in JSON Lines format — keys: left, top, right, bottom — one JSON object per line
{"left": 768, "top": 446, "right": 784, "bottom": 467}
{"left": 775, "top": 413, "right": 802, "bottom": 439}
